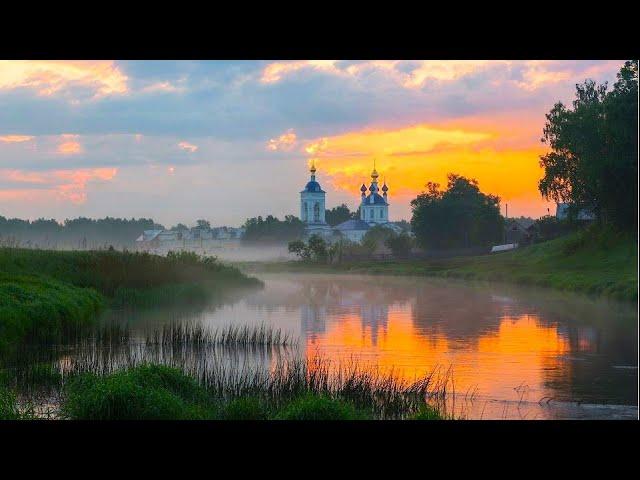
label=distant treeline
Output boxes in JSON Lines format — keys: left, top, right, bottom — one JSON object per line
{"left": 242, "top": 205, "right": 365, "bottom": 244}
{"left": 242, "top": 215, "right": 304, "bottom": 244}
{"left": 0, "top": 216, "right": 164, "bottom": 249}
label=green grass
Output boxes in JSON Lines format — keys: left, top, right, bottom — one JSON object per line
{"left": 242, "top": 228, "right": 637, "bottom": 302}
{"left": 0, "top": 272, "right": 103, "bottom": 351}
{"left": 13, "top": 354, "right": 449, "bottom": 420}
{"left": 0, "top": 386, "right": 22, "bottom": 420}
{"left": 58, "top": 364, "right": 437, "bottom": 420}
{"left": 220, "top": 397, "right": 270, "bottom": 420}
{"left": 0, "top": 248, "right": 262, "bottom": 350}
{"left": 0, "top": 383, "right": 37, "bottom": 420}
{"left": 61, "top": 364, "right": 215, "bottom": 420}
{"left": 409, "top": 404, "right": 443, "bottom": 420}
{"left": 0, "top": 248, "right": 261, "bottom": 297}
{"left": 110, "top": 283, "right": 212, "bottom": 308}
{"left": 275, "top": 394, "right": 368, "bottom": 420}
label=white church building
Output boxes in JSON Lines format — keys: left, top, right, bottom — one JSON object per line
{"left": 300, "top": 161, "right": 403, "bottom": 243}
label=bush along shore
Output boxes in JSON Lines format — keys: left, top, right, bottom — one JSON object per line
{"left": 2, "top": 361, "right": 447, "bottom": 421}
{"left": 0, "top": 323, "right": 450, "bottom": 420}
{"left": 0, "top": 248, "right": 262, "bottom": 350}
{"left": 240, "top": 227, "right": 637, "bottom": 302}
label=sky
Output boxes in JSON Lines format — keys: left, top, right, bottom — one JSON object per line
{"left": 0, "top": 60, "right": 624, "bottom": 227}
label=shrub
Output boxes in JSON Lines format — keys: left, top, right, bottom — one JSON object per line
{"left": 61, "top": 365, "right": 213, "bottom": 420}
{"left": 288, "top": 240, "right": 310, "bottom": 260}
{"left": 307, "top": 235, "right": 328, "bottom": 262}
{"left": 275, "top": 395, "right": 366, "bottom": 420}
{"left": 0, "top": 273, "right": 103, "bottom": 351}
{"left": 220, "top": 397, "right": 269, "bottom": 420}
{"left": 408, "top": 404, "right": 442, "bottom": 420}
{"left": 288, "top": 236, "right": 329, "bottom": 263}
{"left": 385, "top": 233, "right": 414, "bottom": 259}
{"left": 0, "top": 387, "right": 21, "bottom": 420}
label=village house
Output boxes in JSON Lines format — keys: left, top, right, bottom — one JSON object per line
{"left": 135, "top": 225, "right": 245, "bottom": 253}
{"left": 555, "top": 203, "right": 596, "bottom": 221}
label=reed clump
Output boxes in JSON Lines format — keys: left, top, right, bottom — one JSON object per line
{"left": 57, "top": 362, "right": 446, "bottom": 420}
{"left": 146, "top": 323, "right": 297, "bottom": 349}
{"left": 53, "top": 355, "right": 448, "bottom": 420}
{"left": 4, "top": 322, "right": 449, "bottom": 420}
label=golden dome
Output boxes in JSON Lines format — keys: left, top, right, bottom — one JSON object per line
{"left": 371, "top": 158, "right": 379, "bottom": 179}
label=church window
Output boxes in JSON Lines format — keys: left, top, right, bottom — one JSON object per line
{"left": 369, "top": 209, "right": 374, "bottom": 220}
{"left": 314, "top": 202, "right": 320, "bottom": 222}
{"left": 379, "top": 209, "right": 383, "bottom": 219}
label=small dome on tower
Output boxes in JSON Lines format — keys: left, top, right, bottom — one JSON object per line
{"left": 371, "top": 158, "right": 379, "bottom": 180}
{"left": 304, "top": 181, "right": 323, "bottom": 192}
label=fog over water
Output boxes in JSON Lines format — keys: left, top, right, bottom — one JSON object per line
{"left": 92, "top": 272, "right": 637, "bottom": 420}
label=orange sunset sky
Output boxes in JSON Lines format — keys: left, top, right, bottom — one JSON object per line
{"left": 0, "top": 60, "right": 624, "bottom": 225}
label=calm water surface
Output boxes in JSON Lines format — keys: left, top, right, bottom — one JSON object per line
{"left": 100, "top": 273, "right": 637, "bottom": 420}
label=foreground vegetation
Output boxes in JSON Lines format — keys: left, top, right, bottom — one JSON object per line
{"left": 2, "top": 357, "right": 446, "bottom": 420}
{"left": 0, "top": 321, "right": 449, "bottom": 420}
{"left": 0, "top": 248, "right": 261, "bottom": 350}
{"left": 57, "top": 365, "right": 386, "bottom": 420}
{"left": 247, "top": 228, "right": 638, "bottom": 302}
{"left": 0, "top": 272, "right": 103, "bottom": 351}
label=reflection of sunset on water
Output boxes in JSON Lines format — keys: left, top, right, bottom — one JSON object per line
{"left": 196, "top": 273, "right": 636, "bottom": 418}
{"left": 304, "top": 305, "right": 573, "bottom": 402}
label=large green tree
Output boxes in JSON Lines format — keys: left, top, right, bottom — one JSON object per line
{"left": 538, "top": 60, "right": 638, "bottom": 231}
{"left": 325, "top": 204, "right": 358, "bottom": 226}
{"left": 410, "top": 174, "right": 503, "bottom": 249}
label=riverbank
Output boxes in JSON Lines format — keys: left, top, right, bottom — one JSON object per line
{"left": 0, "top": 248, "right": 261, "bottom": 349}
{"left": 1, "top": 320, "right": 448, "bottom": 420}
{"left": 2, "top": 343, "right": 446, "bottom": 420}
{"left": 239, "top": 230, "right": 637, "bottom": 302}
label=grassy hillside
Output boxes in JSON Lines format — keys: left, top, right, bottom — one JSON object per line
{"left": 0, "top": 272, "right": 103, "bottom": 351}
{"left": 243, "top": 229, "right": 637, "bottom": 302}
{"left": 0, "top": 248, "right": 261, "bottom": 349}
{"left": 0, "top": 248, "right": 259, "bottom": 296}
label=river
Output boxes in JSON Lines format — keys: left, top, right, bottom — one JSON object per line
{"left": 93, "top": 272, "right": 638, "bottom": 420}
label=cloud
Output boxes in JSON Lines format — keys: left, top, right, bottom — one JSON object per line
{"left": 301, "top": 121, "right": 552, "bottom": 218}
{"left": 0, "top": 167, "right": 117, "bottom": 204}
{"left": 266, "top": 128, "right": 297, "bottom": 151}
{"left": 0, "top": 135, "right": 34, "bottom": 143}
{"left": 260, "top": 60, "right": 501, "bottom": 89}
{"left": 0, "top": 60, "right": 624, "bottom": 224}
{"left": 178, "top": 141, "right": 198, "bottom": 152}
{"left": 0, "top": 60, "right": 128, "bottom": 99}
{"left": 259, "top": 60, "right": 622, "bottom": 95}
{"left": 261, "top": 61, "right": 340, "bottom": 83}
{"left": 304, "top": 138, "right": 328, "bottom": 155}
{"left": 57, "top": 134, "right": 83, "bottom": 155}
{"left": 140, "top": 80, "right": 185, "bottom": 94}
{"left": 0, "top": 61, "right": 622, "bottom": 142}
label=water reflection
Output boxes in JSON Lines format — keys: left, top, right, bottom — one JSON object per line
{"left": 14, "top": 272, "right": 634, "bottom": 419}
{"left": 236, "top": 274, "right": 637, "bottom": 415}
